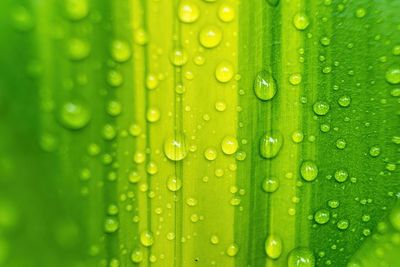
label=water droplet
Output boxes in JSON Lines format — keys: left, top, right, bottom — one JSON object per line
{"left": 355, "top": 8, "right": 366, "bottom": 18}
{"left": 389, "top": 206, "right": 400, "bottom": 231}
{"left": 67, "top": 38, "right": 90, "bottom": 61}
{"left": 369, "top": 146, "right": 380, "bottom": 157}
{"left": 265, "top": 234, "right": 283, "bottom": 259}
{"left": 140, "top": 231, "right": 154, "bottom": 247}
{"left": 215, "top": 61, "right": 234, "bottom": 83}
{"left": 178, "top": 0, "right": 200, "bottom": 23}
{"left": 314, "top": 209, "right": 330, "bottom": 224}
{"left": 300, "top": 161, "right": 318, "bottom": 182}
{"left": 393, "top": 45, "right": 400, "bottom": 56}
{"left": 226, "top": 243, "right": 239, "bottom": 257}
{"left": 166, "top": 176, "right": 182, "bottom": 192}
{"left": 128, "top": 171, "right": 141, "bottom": 184}
{"left": 262, "top": 177, "right": 280, "bottom": 193}
{"left": 334, "top": 169, "right": 348, "bottom": 183}
{"left": 313, "top": 101, "right": 330, "bottom": 115}
{"left": 146, "top": 74, "right": 159, "bottom": 90}
{"left": 199, "top": 25, "right": 222, "bottom": 48}
{"left": 293, "top": 13, "right": 310, "bottom": 30}
{"left": 146, "top": 107, "right": 160, "bottom": 122}
{"left": 328, "top": 199, "right": 339, "bottom": 208}
{"left": 289, "top": 73, "right": 302, "bottom": 85}
{"left": 288, "top": 247, "right": 315, "bottom": 267}
{"left": 59, "top": 101, "right": 91, "bottom": 130}
{"left": 320, "top": 36, "right": 331, "bottom": 46}
{"left": 106, "top": 100, "right": 122, "bottom": 117}
{"left": 134, "top": 28, "right": 148, "bottom": 45}
{"left": 292, "top": 130, "right": 304, "bottom": 143}
{"left": 253, "top": 70, "right": 277, "bottom": 101}
{"left": 221, "top": 136, "right": 238, "bottom": 155}
{"left": 102, "top": 124, "right": 117, "bottom": 140}
{"left": 336, "top": 138, "right": 346, "bottom": 149}
{"left": 218, "top": 3, "right": 235, "bottom": 22}
{"left": 210, "top": 235, "right": 220, "bottom": 244}
{"left": 204, "top": 148, "right": 217, "bottom": 161}
{"left": 111, "top": 40, "right": 131, "bottom": 63}
{"left": 65, "top": 0, "right": 89, "bottom": 21}
{"left": 385, "top": 67, "right": 400, "bottom": 84}
{"left": 107, "top": 70, "right": 124, "bottom": 87}
{"left": 11, "top": 6, "right": 34, "bottom": 32}
{"left": 338, "top": 95, "right": 351, "bottom": 107}
{"left": 104, "top": 217, "right": 119, "bottom": 233}
{"left": 164, "top": 134, "right": 187, "bottom": 161}
{"left": 337, "top": 219, "right": 349, "bottom": 230}
{"left": 170, "top": 48, "right": 188, "bottom": 66}
{"left": 259, "top": 131, "right": 283, "bottom": 159}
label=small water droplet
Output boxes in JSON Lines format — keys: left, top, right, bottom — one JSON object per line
{"left": 259, "top": 131, "right": 283, "bottom": 159}
{"left": 221, "top": 136, "right": 238, "bottom": 155}
{"left": 226, "top": 243, "right": 239, "bottom": 257}
{"left": 385, "top": 66, "right": 400, "bottom": 84}
{"left": 140, "top": 231, "right": 154, "bottom": 247}
{"left": 170, "top": 48, "right": 188, "bottom": 66}
{"left": 204, "top": 148, "right": 217, "bottom": 161}
{"left": 300, "top": 161, "right": 318, "bottom": 182}
{"left": 338, "top": 95, "right": 351, "bottom": 107}
{"left": 65, "top": 0, "right": 89, "bottom": 21}
{"left": 215, "top": 61, "right": 234, "bottom": 83}
{"left": 166, "top": 176, "right": 182, "bottom": 192}
{"left": 67, "top": 38, "right": 90, "bottom": 61}
{"left": 59, "top": 101, "right": 91, "bottom": 130}
{"left": 199, "top": 25, "right": 222, "bottom": 48}
{"left": 262, "top": 177, "right": 280, "bottom": 193}
{"left": 178, "top": 0, "right": 200, "bottom": 23}
{"left": 293, "top": 13, "right": 310, "bottom": 30}
{"left": 292, "top": 130, "right": 304, "bottom": 143}
{"left": 146, "top": 107, "right": 161, "bottom": 122}
{"left": 337, "top": 219, "right": 349, "bottom": 230}
{"left": 164, "top": 134, "right": 187, "bottom": 161}
{"left": 369, "top": 146, "right": 380, "bottom": 157}
{"left": 265, "top": 235, "right": 282, "bottom": 259}
{"left": 253, "top": 70, "right": 277, "bottom": 101}
{"left": 289, "top": 73, "right": 302, "bottom": 85}
{"left": 104, "top": 217, "right": 119, "bottom": 233}
{"left": 218, "top": 3, "right": 235, "bottom": 22}
{"left": 314, "top": 209, "right": 330, "bottom": 224}
{"left": 313, "top": 101, "right": 330, "bottom": 115}
{"left": 334, "top": 169, "right": 348, "bottom": 183}
{"left": 288, "top": 247, "right": 315, "bottom": 267}
{"left": 131, "top": 249, "right": 143, "bottom": 263}
{"left": 111, "top": 40, "right": 131, "bottom": 63}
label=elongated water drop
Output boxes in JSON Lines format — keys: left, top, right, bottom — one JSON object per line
{"left": 288, "top": 247, "right": 315, "bottom": 267}
{"left": 164, "top": 134, "right": 187, "bottom": 161}
{"left": 259, "top": 131, "right": 283, "bottom": 158}
{"left": 59, "top": 101, "right": 91, "bottom": 130}
{"left": 253, "top": 70, "right": 277, "bottom": 101}
{"left": 265, "top": 234, "right": 283, "bottom": 259}
{"left": 300, "top": 161, "right": 318, "bottom": 181}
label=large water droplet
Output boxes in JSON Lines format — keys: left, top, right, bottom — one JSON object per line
{"left": 313, "top": 101, "right": 330, "bottom": 116}
{"left": 59, "top": 101, "right": 91, "bottom": 130}
{"left": 288, "top": 247, "right": 315, "bottom": 267}
{"left": 253, "top": 70, "right": 277, "bottom": 101}
{"left": 164, "top": 134, "right": 187, "bottom": 161}
{"left": 104, "top": 217, "right": 119, "bottom": 233}
{"left": 259, "top": 131, "right": 283, "bottom": 159}
{"left": 265, "top": 234, "right": 283, "bottom": 259}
